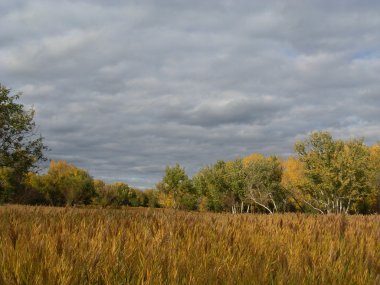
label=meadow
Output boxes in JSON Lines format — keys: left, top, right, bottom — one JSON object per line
{"left": 0, "top": 205, "right": 379, "bottom": 285}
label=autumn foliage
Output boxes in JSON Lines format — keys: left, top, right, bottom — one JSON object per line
{"left": 1, "top": 132, "right": 379, "bottom": 214}
{"left": 158, "top": 132, "right": 380, "bottom": 214}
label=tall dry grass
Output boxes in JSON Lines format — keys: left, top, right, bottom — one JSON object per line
{"left": 0, "top": 205, "right": 379, "bottom": 284}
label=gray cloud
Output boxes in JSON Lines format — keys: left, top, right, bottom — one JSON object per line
{"left": 1, "top": 0, "right": 380, "bottom": 187}
{"left": 159, "top": 93, "right": 289, "bottom": 127}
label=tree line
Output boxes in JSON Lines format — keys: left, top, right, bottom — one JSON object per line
{"left": 1, "top": 84, "right": 379, "bottom": 213}
{"left": 158, "top": 134, "right": 380, "bottom": 214}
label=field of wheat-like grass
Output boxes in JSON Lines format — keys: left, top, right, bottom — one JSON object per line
{"left": 0, "top": 205, "right": 379, "bottom": 284}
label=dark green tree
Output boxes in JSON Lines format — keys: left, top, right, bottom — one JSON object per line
{"left": 193, "top": 160, "right": 231, "bottom": 212}
{"left": 0, "top": 84, "right": 47, "bottom": 202}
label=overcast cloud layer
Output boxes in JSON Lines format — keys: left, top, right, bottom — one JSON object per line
{"left": 1, "top": 0, "right": 380, "bottom": 187}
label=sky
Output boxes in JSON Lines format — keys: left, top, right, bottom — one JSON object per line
{"left": 1, "top": 0, "right": 380, "bottom": 188}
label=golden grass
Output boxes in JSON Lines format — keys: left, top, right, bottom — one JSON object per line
{"left": 0, "top": 205, "right": 379, "bottom": 284}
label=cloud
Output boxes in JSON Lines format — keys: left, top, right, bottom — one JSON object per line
{"left": 159, "top": 93, "right": 288, "bottom": 127}
{"left": 1, "top": 0, "right": 380, "bottom": 187}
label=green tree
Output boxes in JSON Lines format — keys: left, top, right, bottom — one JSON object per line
{"left": 193, "top": 160, "right": 248, "bottom": 212}
{"left": 94, "top": 180, "right": 156, "bottom": 208}
{"left": 107, "top": 182, "right": 131, "bottom": 206}
{"left": 93, "top": 180, "right": 138, "bottom": 207}
{"left": 0, "top": 84, "right": 47, "bottom": 202}
{"left": 193, "top": 160, "right": 229, "bottom": 212}
{"left": 144, "top": 189, "right": 160, "bottom": 208}
{"left": 295, "top": 131, "right": 372, "bottom": 214}
{"left": 225, "top": 159, "right": 248, "bottom": 213}
{"left": 245, "top": 156, "right": 285, "bottom": 214}
{"left": 128, "top": 188, "right": 149, "bottom": 207}
{"left": 156, "top": 164, "right": 196, "bottom": 210}
{"left": 0, "top": 167, "right": 16, "bottom": 202}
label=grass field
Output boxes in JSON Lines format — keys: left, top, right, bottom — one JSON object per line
{"left": 0, "top": 205, "right": 379, "bottom": 284}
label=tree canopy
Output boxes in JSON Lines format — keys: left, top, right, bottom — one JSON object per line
{"left": 0, "top": 84, "right": 47, "bottom": 202}
{"left": 294, "top": 132, "right": 374, "bottom": 213}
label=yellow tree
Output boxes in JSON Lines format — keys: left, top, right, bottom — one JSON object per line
{"left": 243, "top": 153, "right": 265, "bottom": 167}
{"left": 26, "top": 160, "right": 95, "bottom": 206}
{"left": 281, "top": 156, "right": 307, "bottom": 211}
{"left": 367, "top": 143, "right": 380, "bottom": 212}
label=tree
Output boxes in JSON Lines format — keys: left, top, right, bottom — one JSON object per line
{"left": 366, "top": 143, "right": 380, "bottom": 213}
{"left": 93, "top": 179, "right": 122, "bottom": 207}
{"left": 242, "top": 153, "right": 265, "bottom": 166}
{"left": 144, "top": 189, "right": 160, "bottom": 208}
{"left": 192, "top": 159, "right": 249, "bottom": 213}
{"left": 281, "top": 156, "right": 308, "bottom": 212}
{"left": 245, "top": 156, "right": 285, "bottom": 214}
{"left": 0, "top": 84, "right": 47, "bottom": 202}
{"left": 106, "top": 182, "right": 131, "bottom": 206}
{"left": 93, "top": 180, "right": 154, "bottom": 208}
{"left": 0, "top": 167, "right": 16, "bottom": 202}
{"left": 49, "top": 160, "right": 95, "bottom": 206}
{"left": 93, "top": 179, "right": 108, "bottom": 206}
{"left": 157, "top": 164, "right": 196, "bottom": 210}
{"left": 26, "top": 161, "right": 95, "bottom": 206}
{"left": 295, "top": 131, "right": 372, "bottom": 214}
{"left": 25, "top": 171, "right": 63, "bottom": 205}
{"left": 225, "top": 159, "right": 248, "bottom": 213}
{"left": 193, "top": 160, "right": 229, "bottom": 212}
{"left": 0, "top": 84, "right": 47, "bottom": 175}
